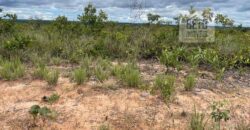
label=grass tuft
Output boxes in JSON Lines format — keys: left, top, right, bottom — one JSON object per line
{"left": 46, "top": 70, "right": 59, "bottom": 86}
{"left": 0, "top": 59, "right": 25, "bottom": 80}
{"left": 72, "top": 68, "right": 88, "bottom": 85}
{"left": 155, "top": 74, "right": 175, "bottom": 102}
{"left": 184, "top": 74, "right": 196, "bottom": 91}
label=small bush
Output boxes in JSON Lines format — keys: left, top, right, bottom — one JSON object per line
{"left": 29, "top": 105, "right": 57, "bottom": 120}
{"left": 46, "top": 70, "right": 59, "bottom": 86}
{"left": 210, "top": 101, "right": 230, "bottom": 130}
{"left": 0, "top": 59, "right": 25, "bottom": 80}
{"left": 72, "top": 68, "right": 87, "bottom": 85}
{"left": 33, "top": 64, "right": 48, "bottom": 80}
{"left": 155, "top": 74, "right": 175, "bottom": 102}
{"left": 160, "top": 47, "right": 186, "bottom": 70}
{"left": 184, "top": 74, "right": 196, "bottom": 91}
{"left": 189, "top": 107, "right": 208, "bottom": 130}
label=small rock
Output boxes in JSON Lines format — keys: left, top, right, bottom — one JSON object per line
{"left": 77, "top": 89, "right": 84, "bottom": 94}
{"left": 141, "top": 92, "right": 150, "bottom": 98}
{"left": 194, "top": 88, "right": 202, "bottom": 92}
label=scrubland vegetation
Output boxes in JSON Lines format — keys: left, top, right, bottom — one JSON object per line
{"left": 0, "top": 4, "right": 250, "bottom": 130}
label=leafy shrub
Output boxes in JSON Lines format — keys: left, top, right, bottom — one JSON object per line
{"left": 29, "top": 105, "right": 57, "bottom": 120}
{"left": 210, "top": 101, "right": 230, "bottom": 130}
{"left": 189, "top": 107, "right": 208, "bottom": 130}
{"left": 160, "top": 47, "right": 186, "bottom": 70}
{"left": 72, "top": 68, "right": 87, "bottom": 85}
{"left": 4, "top": 35, "right": 32, "bottom": 51}
{"left": 33, "top": 64, "right": 48, "bottom": 80}
{"left": 184, "top": 74, "right": 196, "bottom": 91}
{"left": 155, "top": 74, "right": 175, "bottom": 102}
{"left": 46, "top": 70, "right": 59, "bottom": 86}
{"left": 0, "top": 59, "right": 25, "bottom": 80}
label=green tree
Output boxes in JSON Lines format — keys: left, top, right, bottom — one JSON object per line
{"left": 78, "top": 3, "right": 108, "bottom": 32}
{"left": 0, "top": 9, "right": 17, "bottom": 33}
{"left": 97, "top": 10, "right": 108, "bottom": 23}
{"left": 174, "top": 6, "right": 198, "bottom": 24}
{"left": 215, "top": 14, "right": 234, "bottom": 27}
{"left": 78, "top": 3, "right": 97, "bottom": 26}
{"left": 147, "top": 13, "right": 161, "bottom": 24}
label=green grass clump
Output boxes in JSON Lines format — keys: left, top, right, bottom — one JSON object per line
{"left": 0, "top": 59, "right": 25, "bottom": 80}
{"left": 99, "top": 124, "right": 111, "bottom": 130}
{"left": 189, "top": 107, "right": 208, "bottom": 130}
{"left": 184, "top": 74, "right": 196, "bottom": 91}
{"left": 94, "top": 58, "right": 112, "bottom": 82}
{"left": 72, "top": 68, "right": 87, "bottom": 85}
{"left": 46, "top": 70, "right": 59, "bottom": 86}
{"left": 113, "top": 63, "right": 141, "bottom": 88}
{"left": 33, "top": 64, "right": 48, "bottom": 80}
{"left": 155, "top": 74, "right": 175, "bottom": 102}
{"left": 48, "top": 93, "right": 60, "bottom": 104}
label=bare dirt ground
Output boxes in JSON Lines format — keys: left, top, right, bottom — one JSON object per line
{"left": 0, "top": 60, "right": 250, "bottom": 130}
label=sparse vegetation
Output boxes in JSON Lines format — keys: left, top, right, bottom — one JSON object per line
{"left": 0, "top": 3, "right": 249, "bottom": 130}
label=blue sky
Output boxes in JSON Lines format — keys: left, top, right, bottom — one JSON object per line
{"left": 0, "top": 0, "right": 250, "bottom": 26}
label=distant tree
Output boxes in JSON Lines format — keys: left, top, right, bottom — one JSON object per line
{"left": 4, "top": 13, "right": 17, "bottom": 21}
{"left": 147, "top": 13, "right": 161, "bottom": 24}
{"left": 78, "top": 3, "right": 108, "bottom": 33}
{"left": 215, "top": 14, "right": 234, "bottom": 27}
{"left": 189, "top": 6, "right": 196, "bottom": 15}
{"left": 97, "top": 10, "right": 108, "bottom": 23}
{"left": 78, "top": 3, "right": 97, "bottom": 26}
{"left": 0, "top": 8, "right": 2, "bottom": 20}
{"left": 78, "top": 3, "right": 107, "bottom": 26}
{"left": 174, "top": 6, "right": 198, "bottom": 25}
{"left": 53, "top": 16, "right": 69, "bottom": 31}
{"left": 0, "top": 9, "right": 17, "bottom": 33}
{"left": 202, "top": 8, "right": 213, "bottom": 22}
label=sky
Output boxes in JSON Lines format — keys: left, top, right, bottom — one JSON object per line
{"left": 0, "top": 0, "right": 250, "bottom": 26}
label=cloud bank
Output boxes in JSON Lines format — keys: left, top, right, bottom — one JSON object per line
{"left": 0, "top": 0, "right": 250, "bottom": 26}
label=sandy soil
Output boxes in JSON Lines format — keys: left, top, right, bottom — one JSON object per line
{"left": 0, "top": 60, "right": 249, "bottom": 130}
